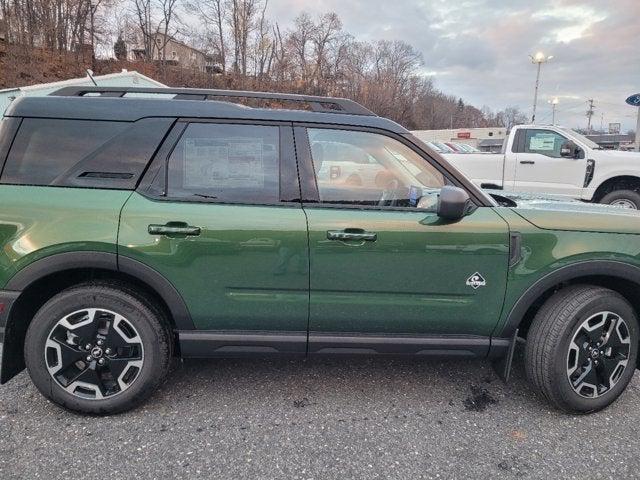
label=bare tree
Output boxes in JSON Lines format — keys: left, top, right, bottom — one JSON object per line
{"left": 185, "top": 0, "right": 226, "bottom": 72}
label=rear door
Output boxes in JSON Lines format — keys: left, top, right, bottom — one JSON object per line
{"left": 295, "top": 125, "right": 510, "bottom": 355}
{"left": 512, "top": 128, "right": 586, "bottom": 197}
{"left": 118, "top": 120, "right": 309, "bottom": 353}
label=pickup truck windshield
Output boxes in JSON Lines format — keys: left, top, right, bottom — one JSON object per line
{"left": 557, "top": 127, "right": 602, "bottom": 150}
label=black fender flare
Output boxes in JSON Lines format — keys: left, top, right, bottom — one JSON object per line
{"left": 5, "top": 251, "right": 194, "bottom": 330}
{"left": 499, "top": 260, "right": 640, "bottom": 338}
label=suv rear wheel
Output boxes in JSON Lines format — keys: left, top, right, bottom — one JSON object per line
{"left": 525, "top": 285, "right": 638, "bottom": 413}
{"left": 24, "top": 283, "right": 172, "bottom": 414}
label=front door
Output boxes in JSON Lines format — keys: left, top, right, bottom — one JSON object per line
{"left": 513, "top": 128, "right": 586, "bottom": 197}
{"left": 119, "top": 121, "right": 309, "bottom": 353}
{"left": 296, "top": 126, "right": 510, "bottom": 355}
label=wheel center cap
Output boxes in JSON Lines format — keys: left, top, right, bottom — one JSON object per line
{"left": 590, "top": 349, "right": 600, "bottom": 359}
{"left": 91, "top": 346, "right": 103, "bottom": 359}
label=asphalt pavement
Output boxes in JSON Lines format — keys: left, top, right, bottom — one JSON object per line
{"left": 1, "top": 347, "right": 640, "bottom": 479}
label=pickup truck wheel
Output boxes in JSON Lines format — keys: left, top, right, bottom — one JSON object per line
{"left": 24, "top": 283, "right": 172, "bottom": 414}
{"left": 525, "top": 285, "right": 638, "bottom": 413}
{"left": 599, "top": 190, "right": 640, "bottom": 209}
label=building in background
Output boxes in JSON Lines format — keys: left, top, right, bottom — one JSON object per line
{"left": 586, "top": 133, "right": 636, "bottom": 150}
{"left": 0, "top": 69, "right": 166, "bottom": 114}
{"left": 412, "top": 127, "right": 508, "bottom": 152}
{"left": 129, "top": 33, "right": 220, "bottom": 73}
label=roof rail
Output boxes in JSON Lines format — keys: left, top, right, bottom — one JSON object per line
{"left": 49, "top": 86, "right": 376, "bottom": 116}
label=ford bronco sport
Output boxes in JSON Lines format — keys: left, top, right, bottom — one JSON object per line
{"left": 0, "top": 87, "right": 639, "bottom": 414}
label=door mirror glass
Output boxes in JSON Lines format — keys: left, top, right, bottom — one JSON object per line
{"left": 437, "top": 186, "right": 471, "bottom": 220}
{"left": 560, "top": 140, "right": 580, "bottom": 159}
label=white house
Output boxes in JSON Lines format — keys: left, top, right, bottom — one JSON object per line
{"left": 0, "top": 69, "right": 166, "bottom": 114}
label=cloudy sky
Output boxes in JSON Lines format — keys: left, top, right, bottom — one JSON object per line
{"left": 268, "top": 0, "right": 639, "bottom": 131}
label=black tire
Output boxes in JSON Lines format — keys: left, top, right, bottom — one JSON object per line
{"left": 525, "top": 285, "right": 638, "bottom": 413}
{"left": 24, "top": 282, "right": 172, "bottom": 414}
{"left": 600, "top": 190, "right": 640, "bottom": 209}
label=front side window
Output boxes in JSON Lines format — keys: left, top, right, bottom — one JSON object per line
{"left": 167, "top": 123, "right": 279, "bottom": 203}
{"left": 523, "top": 129, "right": 568, "bottom": 158}
{"left": 307, "top": 128, "right": 445, "bottom": 210}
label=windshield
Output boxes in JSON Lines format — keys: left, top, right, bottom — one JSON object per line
{"left": 557, "top": 127, "right": 601, "bottom": 150}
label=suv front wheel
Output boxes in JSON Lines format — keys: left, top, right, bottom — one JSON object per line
{"left": 24, "top": 283, "right": 172, "bottom": 414}
{"left": 525, "top": 285, "right": 638, "bottom": 413}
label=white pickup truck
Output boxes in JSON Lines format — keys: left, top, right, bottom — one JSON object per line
{"left": 431, "top": 124, "right": 640, "bottom": 209}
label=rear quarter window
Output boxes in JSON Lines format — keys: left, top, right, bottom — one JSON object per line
{"left": 0, "top": 117, "right": 21, "bottom": 177}
{"left": 0, "top": 118, "right": 173, "bottom": 189}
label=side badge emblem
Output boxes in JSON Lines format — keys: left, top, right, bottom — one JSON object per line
{"left": 466, "top": 272, "right": 486, "bottom": 289}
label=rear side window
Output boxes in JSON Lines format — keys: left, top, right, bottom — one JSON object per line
{"left": 166, "top": 123, "right": 280, "bottom": 203}
{"left": 1, "top": 119, "right": 126, "bottom": 186}
{"left": 0, "top": 118, "right": 173, "bottom": 189}
{"left": 0, "top": 117, "right": 21, "bottom": 176}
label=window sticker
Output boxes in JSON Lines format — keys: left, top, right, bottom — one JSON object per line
{"left": 183, "top": 137, "right": 265, "bottom": 189}
{"left": 529, "top": 134, "right": 557, "bottom": 151}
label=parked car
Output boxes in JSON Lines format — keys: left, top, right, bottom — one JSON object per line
{"left": 440, "top": 124, "right": 640, "bottom": 208}
{"left": 425, "top": 141, "right": 454, "bottom": 154}
{"left": 444, "top": 142, "right": 466, "bottom": 153}
{"left": 1, "top": 87, "right": 640, "bottom": 415}
{"left": 457, "top": 143, "right": 482, "bottom": 153}
{"left": 431, "top": 141, "right": 456, "bottom": 154}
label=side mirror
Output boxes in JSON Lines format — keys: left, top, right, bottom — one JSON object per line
{"left": 560, "top": 141, "right": 580, "bottom": 158}
{"left": 437, "top": 186, "right": 471, "bottom": 220}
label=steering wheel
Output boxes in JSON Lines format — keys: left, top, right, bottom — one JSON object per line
{"left": 378, "top": 179, "right": 400, "bottom": 207}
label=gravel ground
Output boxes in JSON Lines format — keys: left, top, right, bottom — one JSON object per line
{"left": 1, "top": 347, "right": 640, "bottom": 479}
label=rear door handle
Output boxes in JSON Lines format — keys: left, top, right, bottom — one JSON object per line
{"left": 327, "top": 229, "right": 377, "bottom": 242}
{"left": 520, "top": 160, "right": 535, "bottom": 165}
{"left": 148, "top": 223, "right": 201, "bottom": 237}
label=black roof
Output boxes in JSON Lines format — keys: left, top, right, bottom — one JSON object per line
{"left": 4, "top": 87, "right": 408, "bottom": 134}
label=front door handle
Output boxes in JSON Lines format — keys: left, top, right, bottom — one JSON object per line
{"left": 148, "top": 222, "right": 201, "bottom": 237}
{"left": 327, "top": 229, "right": 377, "bottom": 242}
{"left": 520, "top": 160, "right": 535, "bottom": 165}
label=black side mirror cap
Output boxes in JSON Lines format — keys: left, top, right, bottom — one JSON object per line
{"left": 560, "top": 141, "right": 581, "bottom": 158}
{"left": 437, "top": 186, "right": 471, "bottom": 220}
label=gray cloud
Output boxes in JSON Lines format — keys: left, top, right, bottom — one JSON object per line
{"left": 267, "top": 0, "right": 640, "bottom": 130}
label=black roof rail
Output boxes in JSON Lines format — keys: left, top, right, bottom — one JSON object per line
{"left": 49, "top": 86, "right": 376, "bottom": 116}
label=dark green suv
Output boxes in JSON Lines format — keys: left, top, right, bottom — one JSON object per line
{"left": 0, "top": 87, "right": 638, "bottom": 414}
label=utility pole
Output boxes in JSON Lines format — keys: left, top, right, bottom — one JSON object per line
{"left": 586, "top": 99, "right": 595, "bottom": 133}
{"left": 549, "top": 97, "right": 558, "bottom": 125}
{"left": 89, "top": 0, "right": 97, "bottom": 71}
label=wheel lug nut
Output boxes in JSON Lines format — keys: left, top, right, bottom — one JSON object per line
{"left": 86, "top": 355, "right": 92, "bottom": 362}
{"left": 105, "top": 348, "right": 112, "bottom": 355}
{"left": 85, "top": 344, "right": 92, "bottom": 350}
{"left": 96, "top": 339, "right": 104, "bottom": 346}
{"left": 98, "top": 358, "right": 106, "bottom": 365}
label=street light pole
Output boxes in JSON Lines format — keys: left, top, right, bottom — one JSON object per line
{"left": 530, "top": 52, "right": 553, "bottom": 124}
